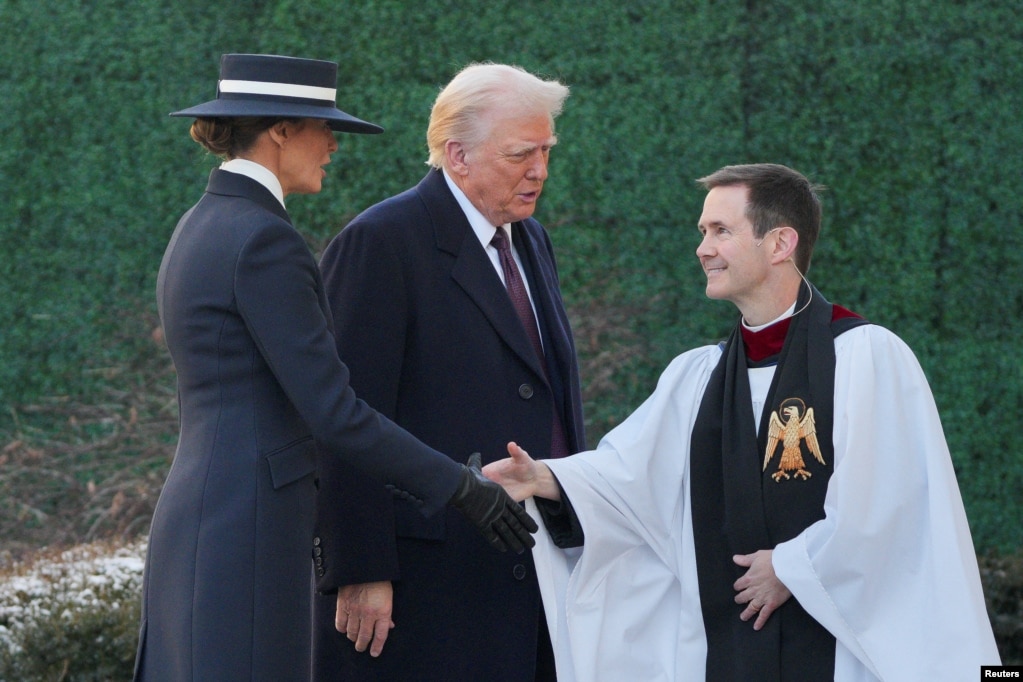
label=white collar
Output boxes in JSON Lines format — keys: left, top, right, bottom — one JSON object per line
{"left": 220, "top": 158, "right": 286, "bottom": 208}
{"left": 743, "top": 301, "right": 797, "bottom": 332}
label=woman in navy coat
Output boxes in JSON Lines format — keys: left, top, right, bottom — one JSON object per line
{"left": 133, "top": 54, "right": 534, "bottom": 682}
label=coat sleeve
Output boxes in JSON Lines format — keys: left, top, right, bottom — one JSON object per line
{"left": 232, "top": 218, "right": 461, "bottom": 516}
{"left": 313, "top": 221, "right": 406, "bottom": 589}
{"left": 772, "top": 325, "right": 1001, "bottom": 680}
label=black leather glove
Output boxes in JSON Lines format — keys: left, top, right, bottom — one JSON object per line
{"left": 448, "top": 452, "right": 538, "bottom": 553}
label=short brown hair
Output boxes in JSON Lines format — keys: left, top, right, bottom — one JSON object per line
{"left": 697, "top": 163, "right": 825, "bottom": 273}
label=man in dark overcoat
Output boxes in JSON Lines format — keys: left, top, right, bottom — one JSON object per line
{"left": 312, "top": 63, "right": 585, "bottom": 681}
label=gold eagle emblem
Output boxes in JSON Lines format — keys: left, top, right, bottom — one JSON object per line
{"left": 763, "top": 397, "right": 825, "bottom": 482}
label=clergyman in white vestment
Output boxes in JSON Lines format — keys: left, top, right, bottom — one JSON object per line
{"left": 485, "top": 164, "right": 1001, "bottom": 681}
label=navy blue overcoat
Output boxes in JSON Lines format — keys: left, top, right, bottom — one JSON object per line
{"left": 134, "top": 169, "right": 461, "bottom": 681}
{"left": 312, "top": 169, "right": 586, "bottom": 681}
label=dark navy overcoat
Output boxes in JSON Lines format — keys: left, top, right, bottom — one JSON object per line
{"left": 134, "top": 170, "right": 461, "bottom": 681}
{"left": 312, "top": 169, "right": 586, "bottom": 681}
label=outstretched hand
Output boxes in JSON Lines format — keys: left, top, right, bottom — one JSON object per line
{"left": 449, "top": 452, "right": 538, "bottom": 553}
{"left": 481, "top": 441, "right": 546, "bottom": 502}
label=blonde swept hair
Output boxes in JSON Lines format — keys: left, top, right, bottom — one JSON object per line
{"left": 426, "top": 63, "right": 570, "bottom": 169}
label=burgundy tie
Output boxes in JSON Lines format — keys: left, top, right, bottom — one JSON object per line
{"left": 491, "top": 227, "right": 570, "bottom": 458}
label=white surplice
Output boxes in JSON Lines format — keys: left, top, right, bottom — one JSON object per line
{"left": 532, "top": 325, "right": 1001, "bottom": 681}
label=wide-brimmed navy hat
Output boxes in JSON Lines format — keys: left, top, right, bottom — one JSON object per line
{"left": 170, "top": 54, "right": 383, "bottom": 134}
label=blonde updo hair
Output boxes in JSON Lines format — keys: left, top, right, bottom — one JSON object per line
{"left": 426, "top": 63, "right": 570, "bottom": 169}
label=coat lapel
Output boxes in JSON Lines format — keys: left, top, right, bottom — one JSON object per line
{"left": 514, "top": 225, "right": 574, "bottom": 387}
{"left": 417, "top": 170, "right": 548, "bottom": 380}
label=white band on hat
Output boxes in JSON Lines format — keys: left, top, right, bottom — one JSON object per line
{"left": 218, "top": 79, "right": 336, "bottom": 102}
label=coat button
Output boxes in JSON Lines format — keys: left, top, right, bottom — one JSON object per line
{"left": 314, "top": 557, "right": 324, "bottom": 567}
{"left": 312, "top": 536, "right": 322, "bottom": 547}
{"left": 317, "top": 568, "right": 325, "bottom": 577}
{"left": 518, "top": 384, "right": 534, "bottom": 399}
{"left": 312, "top": 547, "right": 322, "bottom": 557}
{"left": 513, "top": 564, "right": 527, "bottom": 580}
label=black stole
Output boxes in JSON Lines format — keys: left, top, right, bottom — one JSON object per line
{"left": 690, "top": 283, "right": 866, "bottom": 681}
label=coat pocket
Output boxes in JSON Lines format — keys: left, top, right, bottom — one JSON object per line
{"left": 265, "top": 437, "right": 317, "bottom": 490}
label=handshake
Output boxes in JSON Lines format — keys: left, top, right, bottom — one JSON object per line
{"left": 448, "top": 445, "right": 546, "bottom": 554}
{"left": 449, "top": 452, "right": 536, "bottom": 553}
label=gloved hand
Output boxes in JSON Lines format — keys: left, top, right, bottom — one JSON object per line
{"left": 449, "top": 452, "right": 538, "bottom": 553}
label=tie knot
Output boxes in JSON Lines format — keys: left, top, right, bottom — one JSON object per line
{"left": 490, "top": 227, "right": 510, "bottom": 253}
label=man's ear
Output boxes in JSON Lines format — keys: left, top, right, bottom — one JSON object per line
{"left": 772, "top": 226, "right": 799, "bottom": 264}
{"left": 445, "top": 140, "right": 469, "bottom": 176}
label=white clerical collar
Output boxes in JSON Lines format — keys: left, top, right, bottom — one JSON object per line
{"left": 220, "top": 158, "right": 286, "bottom": 208}
{"left": 441, "top": 168, "right": 510, "bottom": 246}
{"left": 743, "top": 301, "right": 797, "bottom": 333}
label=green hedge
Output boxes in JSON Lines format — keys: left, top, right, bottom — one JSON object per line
{"left": 1, "top": 0, "right": 1020, "bottom": 551}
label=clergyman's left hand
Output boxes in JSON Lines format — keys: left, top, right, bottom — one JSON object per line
{"left": 732, "top": 550, "right": 792, "bottom": 630}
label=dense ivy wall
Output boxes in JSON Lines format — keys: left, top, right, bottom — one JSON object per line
{"left": 1, "top": 0, "right": 1020, "bottom": 550}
